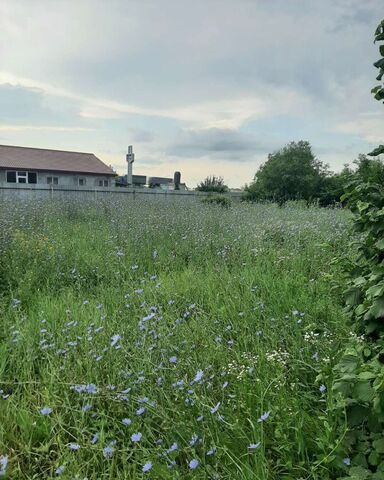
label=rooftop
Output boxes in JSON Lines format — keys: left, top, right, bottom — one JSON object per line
{"left": 0, "top": 144, "right": 116, "bottom": 176}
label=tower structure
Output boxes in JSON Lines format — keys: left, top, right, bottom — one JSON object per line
{"left": 126, "top": 145, "right": 134, "bottom": 185}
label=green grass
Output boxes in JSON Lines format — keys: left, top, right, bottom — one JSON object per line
{"left": 0, "top": 197, "right": 354, "bottom": 479}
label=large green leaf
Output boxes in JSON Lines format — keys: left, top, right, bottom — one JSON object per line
{"left": 368, "top": 297, "right": 384, "bottom": 319}
{"left": 353, "top": 381, "right": 375, "bottom": 402}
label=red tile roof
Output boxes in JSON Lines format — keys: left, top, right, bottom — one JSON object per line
{"left": 0, "top": 144, "right": 116, "bottom": 176}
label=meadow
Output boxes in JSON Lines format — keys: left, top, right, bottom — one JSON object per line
{"left": 0, "top": 196, "right": 356, "bottom": 479}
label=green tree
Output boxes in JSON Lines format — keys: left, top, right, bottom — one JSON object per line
{"left": 196, "top": 175, "right": 228, "bottom": 193}
{"left": 244, "top": 141, "right": 329, "bottom": 203}
{"left": 353, "top": 153, "right": 384, "bottom": 184}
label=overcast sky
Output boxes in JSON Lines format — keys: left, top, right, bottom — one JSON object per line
{"left": 0, "top": 0, "right": 383, "bottom": 187}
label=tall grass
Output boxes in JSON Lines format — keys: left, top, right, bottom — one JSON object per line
{"left": 0, "top": 197, "right": 353, "bottom": 479}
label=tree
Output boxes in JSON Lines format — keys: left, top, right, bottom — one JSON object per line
{"left": 196, "top": 175, "right": 228, "bottom": 193}
{"left": 353, "top": 153, "right": 384, "bottom": 184}
{"left": 244, "top": 141, "right": 329, "bottom": 203}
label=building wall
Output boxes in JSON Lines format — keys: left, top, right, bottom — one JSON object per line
{"left": 0, "top": 169, "right": 114, "bottom": 188}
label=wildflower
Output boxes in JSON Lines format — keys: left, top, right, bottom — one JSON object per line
{"left": 85, "top": 384, "right": 97, "bottom": 394}
{"left": 136, "top": 407, "right": 145, "bottom": 415}
{"left": 167, "top": 460, "right": 176, "bottom": 469}
{"left": 189, "top": 458, "right": 199, "bottom": 470}
{"left": 111, "top": 334, "right": 121, "bottom": 347}
{"left": 168, "top": 442, "right": 178, "bottom": 453}
{"left": 40, "top": 406, "right": 52, "bottom": 415}
{"left": 197, "top": 415, "right": 204, "bottom": 422}
{"left": 343, "top": 457, "right": 351, "bottom": 466}
{"left": 68, "top": 443, "right": 81, "bottom": 451}
{"left": 142, "top": 462, "right": 152, "bottom": 473}
{"left": 82, "top": 404, "right": 92, "bottom": 412}
{"left": 131, "top": 432, "right": 142, "bottom": 442}
{"left": 257, "top": 411, "right": 270, "bottom": 422}
{"left": 0, "top": 456, "right": 8, "bottom": 476}
{"left": 169, "top": 356, "right": 177, "bottom": 363}
{"left": 103, "top": 446, "right": 114, "bottom": 459}
{"left": 91, "top": 433, "right": 99, "bottom": 444}
{"left": 207, "top": 447, "right": 217, "bottom": 456}
{"left": 319, "top": 384, "right": 326, "bottom": 393}
{"left": 122, "top": 418, "right": 132, "bottom": 426}
{"left": 189, "top": 434, "right": 198, "bottom": 446}
{"left": 248, "top": 443, "right": 261, "bottom": 450}
{"left": 55, "top": 465, "right": 65, "bottom": 475}
{"left": 193, "top": 369, "right": 204, "bottom": 383}
{"left": 211, "top": 402, "right": 221, "bottom": 414}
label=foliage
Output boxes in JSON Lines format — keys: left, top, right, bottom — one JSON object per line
{"left": 244, "top": 141, "right": 330, "bottom": 204}
{"left": 329, "top": 20, "right": 384, "bottom": 479}
{"left": 0, "top": 196, "right": 351, "bottom": 479}
{"left": 196, "top": 175, "right": 228, "bottom": 193}
{"left": 201, "top": 195, "right": 231, "bottom": 208}
{"left": 369, "top": 19, "right": 384, "bottom": 158}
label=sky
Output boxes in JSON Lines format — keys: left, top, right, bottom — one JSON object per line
{"left": 0, "top": 0, "right": 383, "bottom": 188}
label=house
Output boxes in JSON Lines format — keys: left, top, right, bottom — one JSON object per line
{"left": 0, "top": 144, "right": 116, "bottom": 188}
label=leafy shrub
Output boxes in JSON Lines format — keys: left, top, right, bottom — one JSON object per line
{"left": 331, "top": 182, "right": 384, "bottom": 478}
{"left": 196, "top": 175, "right": 228, "bottom": 193}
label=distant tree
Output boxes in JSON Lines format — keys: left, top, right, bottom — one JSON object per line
{"left": 353, "top": 153, "right": 384, "bottom": 184}
{"left": 244, "top": 141, "right": 329, "bottom": 204}
{"left": 196, "top": 175, "right": 228, "bottom": 193}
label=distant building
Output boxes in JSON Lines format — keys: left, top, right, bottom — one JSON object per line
{"left": 116, "top": 174, "right": 147, "bottom": 187}
{"left": 0, "top": 144, "right": 116, "bottom": 188}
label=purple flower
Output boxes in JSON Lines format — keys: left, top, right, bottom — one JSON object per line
{"left": 85, "top": 384, "right": 97, "bottom": 394}
{"left": 55, "top": 465, "right": 65, "bottom": 475}
{"left": 111, "top": 334, "right": 121, "bottom": 347}
{"left": 343, "top": 457, "right": 351, "bottom": 466}
{"left": 319, "top": 384, "right": 326, "bottom": 393}
{"left": 248, "top": 442, "right": 261, "bottom": 450}
{"left": 207, "top": 447, "right": 217, "bottom": 456}
{"left": 136, "top": 407, "right": 145, "bottom": 415}
{"left": 210, "top": 402, "right": 221, "bottom": 414}
{"left": 103, "top": 446, "right": 114, "bottom": 459}
{"left": 142, "top": 462, "right": 152, "bottom": 473}
{"left": 0, "top": 456, "right": 8, "bottom": 476}
{"left": 167, "top": 442, "right": 178, "bottom": 453}
{"left": 40, "top": 406, "right": 52, "bottom": 415}
{"left": 189, "top": 434, "right": 198, "bottom": 446}
{"left": 122, "top": 418, "right": 132, "bottom": 426}
{"left": 131, "top": 432, "right": 142, "bottom": 442}
{"left": 68, "top": 443, "right": 81, "bottom": 451}
{"left": 193, "top": 369, "right": 203, "bottom": 383}
{"left": 169, "top": 356, "right": 177, "bottom": 363}
{"left": 257, "top": 411, "right": 270, "bottom": 423}
{"left": 189, "top": 458, "right": 199, "bottom": 470}
{"left": 91, "top": 433, "right": 99, "bottom": 444}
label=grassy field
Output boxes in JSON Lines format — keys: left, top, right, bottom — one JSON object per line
{"left": 0, "top": 197, "right": 355, "bottom": 479}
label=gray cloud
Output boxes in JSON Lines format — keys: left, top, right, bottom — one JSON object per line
{"left": 168, "top": 128, "right": 266, "bottom": 161}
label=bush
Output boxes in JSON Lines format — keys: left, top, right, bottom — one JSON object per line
{"left": 201, "top": 195, "right": 231, "bottom": 208}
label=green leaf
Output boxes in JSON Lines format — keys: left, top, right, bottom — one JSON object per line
{"left": 374, "top": 438, "right": 384, "bottom": 454}
{"left": 349, "top": 466, "right": 371, "bottom": 479}
{"left": 358, "top": 371, "right": 376, "bottom": 380}
{"left": 376, "top": 239, "right": 384, "bottom": 250}
{"left": 353, "top": 381, "right": 375, "bottom": 402}
{"left": 368, "top": 297, "right": 384, "bottom": 319}
{"left": 348, "top": 405, "right": 371, "bottom": 427}
{"left": 345, "top": 287, "right": 363, "bottom": 307}
{"left": 368, "top": 145, "right": 384, "bottom": 157}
